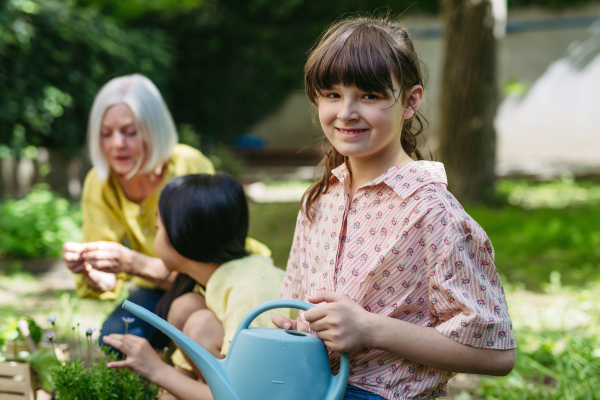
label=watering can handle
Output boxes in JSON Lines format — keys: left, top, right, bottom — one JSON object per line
{"left": 228, "top": 299, "right": 350, "bottom": 400}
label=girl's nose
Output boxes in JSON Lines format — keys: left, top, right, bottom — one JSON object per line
{"left": 337, "top": 100, "right": 359, "bottom": 122}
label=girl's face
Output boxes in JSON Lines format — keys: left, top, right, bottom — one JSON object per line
{"left": 318, "top": 80, "right": 422, "bottom": 163}
{"left": 100, "top": 103, "right": 144, "bottom": 177}
{"left": 155, "top": 212, "right": 183, "bottom": 272}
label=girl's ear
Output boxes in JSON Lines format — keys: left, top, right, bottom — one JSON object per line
{"left": 402, "top": 84, "right": 424, "bottom": 119}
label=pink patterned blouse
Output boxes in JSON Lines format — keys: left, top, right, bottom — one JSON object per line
{"left": 279, "top": 161, "right": 516, "bottom": 400}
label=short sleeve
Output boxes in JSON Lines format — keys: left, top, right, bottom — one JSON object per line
{"left": 428, "top": 234, "right": 516, "bottom": 350}
{"left": 279, "top": 210, "right": 307, "bottom": 301}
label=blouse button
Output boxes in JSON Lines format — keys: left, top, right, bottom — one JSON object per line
{"left": 142, "top": 228, "right": 149, "bottom": 235}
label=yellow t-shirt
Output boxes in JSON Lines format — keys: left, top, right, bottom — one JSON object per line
{"left": 172, "top": 254, "right": 294, "bottom": 370}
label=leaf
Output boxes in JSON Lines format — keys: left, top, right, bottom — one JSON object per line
{"left": 25, "top": 348, "right": 59, "bottom": 391}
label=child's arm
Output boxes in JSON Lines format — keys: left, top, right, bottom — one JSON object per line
{"left": 103, "top": 334, "right": 214, "bottom": 400}
{"left": 304, "top": 291, "right": 516, "bottom": 376}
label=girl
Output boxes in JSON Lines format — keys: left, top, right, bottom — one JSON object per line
{"left": 272, "top": 16, "right": 516, "bottom": 400}
{"left": 103, "top": 172, "right": 292, "bottom": 400}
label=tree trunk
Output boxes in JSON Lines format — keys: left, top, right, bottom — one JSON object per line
{"left": 439, "top": 0, "right": 498, "bottom": 203}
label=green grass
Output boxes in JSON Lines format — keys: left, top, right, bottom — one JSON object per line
{"left": 248, "top": 201, "right": 300, "bottom": 269}
{"left": 466, "top": 204, "right": 600, "bottom": 290}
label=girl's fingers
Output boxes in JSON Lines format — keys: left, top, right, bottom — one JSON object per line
{"left": 271, "top": 314, "right": 294, "bottom": 329}
{"left": 304, "top": 303, "right": 332, "bottom": 323}
{"left": 107, "top": 360, "right": 132, "bottom": 369}
{"left": 307, "top": 290, "right": 345, "bottom": 304}
{"left": 103, "top": 335, "right": 133, "bottom": 354}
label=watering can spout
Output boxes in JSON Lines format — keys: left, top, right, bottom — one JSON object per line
{"left": 122, "top": 300, "right": 240, "bottom": 400}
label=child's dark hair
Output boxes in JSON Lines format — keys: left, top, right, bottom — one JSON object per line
{"left": 302, "top": 15, "right": 427, "bottom": 221}
{"left": 154, "top": 172, "right": 249, "bottom": 319}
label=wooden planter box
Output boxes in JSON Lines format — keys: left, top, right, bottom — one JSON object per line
{"left": 0, "top": 361, "right": 35, "bottom": 400}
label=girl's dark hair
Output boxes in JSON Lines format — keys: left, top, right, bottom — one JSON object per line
{"left": 302, "top": 15, "right": 427, "bottom": 221}
{"left": 154, "top": 172, "right": 249, "bottom": 319}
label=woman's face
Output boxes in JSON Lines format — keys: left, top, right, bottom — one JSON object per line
{"left": 100, "top": 103, "right": 143, "bottom": 177}
{"left": 155, "top": 212, "right": 182, "bottom": 272}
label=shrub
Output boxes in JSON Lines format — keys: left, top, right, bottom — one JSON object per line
{"left": 0, "top": 0, "right": 171, "bottom": 154}
{"left": 0, "top": 185, "right": 81, "bottom": 259}
{"left": 52, "top": 353, "right": 159, "bottom": 400}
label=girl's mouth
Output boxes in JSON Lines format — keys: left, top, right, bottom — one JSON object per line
{"left": 336, "top": 127, "right": 369, "bottom": 137}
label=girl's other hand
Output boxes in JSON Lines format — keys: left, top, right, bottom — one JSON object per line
{"left": 82, "top": 264, "right": 117, "bottom": 292}
{"left": 81, "top": 241, "right": 134, "bottom": 274}
{"left": 305, "top": 291, "right": 373, "bottom": 353}
{"left": 103, "top": 334, "right": 165, "bottom": 382}
{"left": 62, "top": 241, "right": 86, "bottom": 273}
{"left": 271, "top": 314, "right": 310, "bottom": 332}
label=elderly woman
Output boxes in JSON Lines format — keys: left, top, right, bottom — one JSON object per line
{"left": 62, "top": 74, "right": 268, "bottom": 350}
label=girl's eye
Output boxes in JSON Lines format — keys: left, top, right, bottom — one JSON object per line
{"left": 100, "top": 130, "right": 111, "bottom": 137}
{"left": 325, "top": 93, "right": 340, "bottom": 99}
{"left": 363, "top": 94, "right": 379, "bottom": 100}
{"left": 125, "top": 129, "right": 137, "bottom": 137}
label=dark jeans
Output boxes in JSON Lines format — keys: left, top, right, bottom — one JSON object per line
{"left": 344, "top": 385, "right": 387, "bottom": 400}
{"left": 99, "top": 288, "right": 169, "bottom": 356}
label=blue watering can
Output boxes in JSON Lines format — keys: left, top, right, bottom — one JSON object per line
{"left": 122, "top": 299, "right": 349, "bottom": 400}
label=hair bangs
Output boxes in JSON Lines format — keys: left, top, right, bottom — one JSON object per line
{"left": 306, "top": 24, "right": 400, "bottom": 104}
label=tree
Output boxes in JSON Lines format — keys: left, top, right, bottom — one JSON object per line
{"left": 438, "top": 0, "right": 498, "bottom": 203}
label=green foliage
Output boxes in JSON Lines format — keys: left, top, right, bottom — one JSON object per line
{"left": 479, "top": 281, "right": 600, "bottom": 399}
{"left": 464, "top": 203, "right": 600, "bottom": 290}
{"left": 0, "top": 0, "right": 171, "bottom": 154}
{"left": 248, "top": 201, "right": 302, "bottom": 269}
{"left": 0, "top": 185, "right": 82, "bottom": 258}
{"left": 52, "top": 349, "right": 159, "bottom": 400}
{"left": 498, "top": 176, "right": 600, "bottom": 209}
{"left": 26, "top": 348, "right": 59, "bottom": 391}
{"left": 208, "top": 145, "right": 246, "bottom": 180}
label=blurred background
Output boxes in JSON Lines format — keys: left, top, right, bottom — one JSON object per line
{"left": 1, "top": 0, "right": 599, "bottom": 398}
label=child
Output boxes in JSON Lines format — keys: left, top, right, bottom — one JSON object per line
{"left": 103, "top": 172, "right": 292, "bottom": 400}
{"left": 271, "top": 16, "right": 516, "bottom": 400}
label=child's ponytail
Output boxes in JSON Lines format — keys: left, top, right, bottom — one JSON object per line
{"left": 301, "top": 15, "right": 427, "bottom": 221}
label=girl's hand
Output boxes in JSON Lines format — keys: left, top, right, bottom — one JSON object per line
{"left": 304, "top": 291, "right": 374, "bottom": 353}
{"left": 81, "top": 241, "right": 134, "bottom": 274}
{"left": 103, "top": 334, "right": 165, "bottom": 382}
{"left": 271, "top": 314, "right": 310, "bottom": 332}
{"left": 62, "top": 241, "right": 86, "bottom": 273}
{"left": 81, "top": 264, "right": 117, "bottom": 292}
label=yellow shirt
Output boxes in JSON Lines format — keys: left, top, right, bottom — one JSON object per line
{"left": 75, "top": 143, "right": 271, "bottom": 299}
{"left": 172, "top": 254, "right": 294, "bottom": 370}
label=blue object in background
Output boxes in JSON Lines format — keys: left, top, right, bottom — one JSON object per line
{"left": 123, "top": 299, "right": 350, "bottom": 400}
{"left": 234, "top": 134, "right": 266, "bottom": 151}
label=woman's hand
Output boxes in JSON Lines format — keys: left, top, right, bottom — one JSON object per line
{"left": 304, "top": 290, "right": 374, "bottom": 353}
{"left": 62, "top": 241, "right": 86, "bottom": 273}
{"left": 271, "top": 314, "right": 310, "bottom": 332}
{"left": 81, "top": 264, "right": 117, "bottom": 292}
{"left": 81, "top": 241, "right": 134, "bottom": 274}
{"left": 103, "top": 334, "right": 165, "bottom": 382}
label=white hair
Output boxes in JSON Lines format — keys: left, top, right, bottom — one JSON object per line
{"left": 87, "top": 74, "right": 178, "bottom": 180}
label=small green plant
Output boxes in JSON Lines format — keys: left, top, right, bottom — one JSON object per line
{"left": 51, "top": 349, "right": 160, "bottom": 400}
{"left": 47, "top": 317, "right": 159, "bottom": 400}
{"left": 0, "top": 185, "right": 81, "bottom": 259}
